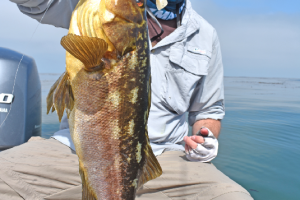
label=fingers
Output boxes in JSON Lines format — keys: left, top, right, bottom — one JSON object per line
{"left": 185, "top": 143, "right": 192, "bottom": 153}
{"left": 191, "top": 135, "right": 205, "bottom": 144}
{"left": 184, "top": 143, "right": 189, "bottom": 154}
{"left": 184, "top": 136, "right": 197, "bottom": 149}
{"left": 184, "top": 136, "right": 205, "bottom": 149}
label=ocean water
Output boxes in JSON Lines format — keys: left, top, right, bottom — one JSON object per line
{"left": 40, "top": 73, "right": 61, "bottom": 138}
{"left": 212, "top": 77, "right": 300, "bottom": 200}
{"left": 41, "top": 74, "right": 300, "bottom": 200}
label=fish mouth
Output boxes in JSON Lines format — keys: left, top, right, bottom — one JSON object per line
{"left": 102, "top": 0, "right": 145, "bottom": 22}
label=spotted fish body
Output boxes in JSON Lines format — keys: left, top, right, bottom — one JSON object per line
{"left": 46, "top": 0, "right": 162, "bottom": 199}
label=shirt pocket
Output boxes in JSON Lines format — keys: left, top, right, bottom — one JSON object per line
{"left": 163, "top": 44, "right": 211, "bottom": 115}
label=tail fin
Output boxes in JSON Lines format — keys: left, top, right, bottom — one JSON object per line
{"left": 79, "top": 161, "right": 97, "bottom": 200}
{"left": 61, "top": 34, "right": 108, "bottom": 71}
{"left": 138, "top": 128, "right": 163, "bottom": 188}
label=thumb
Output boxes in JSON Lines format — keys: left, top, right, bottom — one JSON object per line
{"left": 200, "top": 128, "right": 209, "bottom": 137}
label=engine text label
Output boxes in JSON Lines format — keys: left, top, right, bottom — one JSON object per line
{"left": 0, "top": 93, "right": 14, "bottom": 104}
{"left": 0, "top": 108, "right": 8, "bottom": 113}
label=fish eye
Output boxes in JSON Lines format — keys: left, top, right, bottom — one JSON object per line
{"left": 136, "top": 0, "right": 143, "bottom": 7}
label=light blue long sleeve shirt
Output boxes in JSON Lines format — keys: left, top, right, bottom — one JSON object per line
{"left": 11, "top": 0, "right": 225, "bottom": 156}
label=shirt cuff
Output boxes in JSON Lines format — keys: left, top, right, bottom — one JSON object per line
{"left": 51, "top": 128, "right": 76, "bottom": 151}
{"left": 188, "top": 105, "right": 225, "bottom": 126}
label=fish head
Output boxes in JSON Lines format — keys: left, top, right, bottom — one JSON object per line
{"left": 62, "top": 0, "right": 150, "bottom": 80}
{"left": 99, "top": 0, "right": 147, "bottom": 57}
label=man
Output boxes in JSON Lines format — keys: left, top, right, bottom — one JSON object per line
{"left": 0, "top": 0, "right": 253, "bottom": 199}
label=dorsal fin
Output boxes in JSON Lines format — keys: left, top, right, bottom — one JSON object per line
{"left": 46, "top": 72, "right": 74, "bottom": 121}
{"left": 61, "top": 34, "right": 108, "bottom": 71}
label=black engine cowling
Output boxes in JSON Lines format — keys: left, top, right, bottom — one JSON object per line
{"left": 0, "top": 47, "right": 41, "bottom": 151}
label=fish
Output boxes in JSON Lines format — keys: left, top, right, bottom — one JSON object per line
{"left": 46, "top": 0, "right": 162, "bottom": 199}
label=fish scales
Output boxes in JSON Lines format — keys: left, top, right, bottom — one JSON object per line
{"left": 47, "top": 0, "right": 162, "bottom": 199}
{"left": 71, "top": 51, "right": 149, "bottom": 199}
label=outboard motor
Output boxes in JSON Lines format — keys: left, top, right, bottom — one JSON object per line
{"left": 0, "top": 47, "right": 41, "bottom": 151}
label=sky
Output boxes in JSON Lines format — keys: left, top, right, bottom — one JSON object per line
{"left": 0, "top": 0, "right": 299, "bottom": 78}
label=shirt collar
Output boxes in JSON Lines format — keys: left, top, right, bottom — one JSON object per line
{"left": 150, "top": 0, "right": 200, "bottom": 50}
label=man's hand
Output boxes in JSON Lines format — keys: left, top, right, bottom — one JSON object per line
{"left": 184, "top": 127, "right": 219, "bottom": 162}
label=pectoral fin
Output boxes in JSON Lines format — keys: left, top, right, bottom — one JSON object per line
{"left": 46, "top": 72, "right": 74, "bottom": 121}
{"left": 61, "top": 34, "right": 108, "bottom": 71}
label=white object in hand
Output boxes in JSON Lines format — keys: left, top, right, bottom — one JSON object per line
{"left": 186, "top": 127, "right": 219, "bottom": 162}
